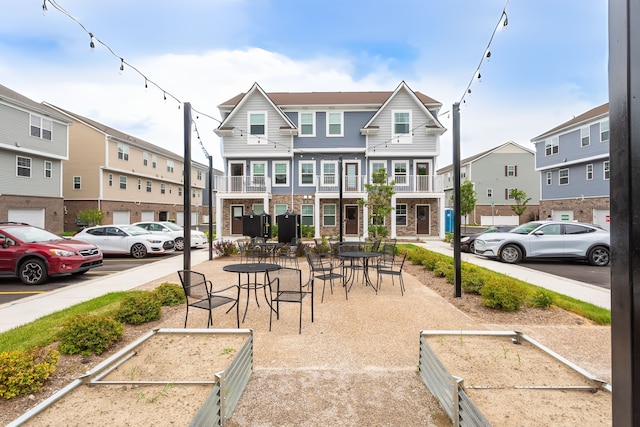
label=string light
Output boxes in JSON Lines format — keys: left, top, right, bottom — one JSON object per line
{"left": 89, "top": 32, "right": 95, "bottom": 49}
{"left": 119, "top": 58, "right": 124, "bottom": 72}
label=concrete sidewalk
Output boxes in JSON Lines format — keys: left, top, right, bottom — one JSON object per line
{"left": 0, "top": 241, "right": 610, "bottom": 334}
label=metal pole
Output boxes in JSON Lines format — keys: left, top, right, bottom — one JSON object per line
{"left": 452, "top": 102, "right": 461, "bottom": 298}
{"left": 609, "top": 0, "right": 640, "bottom": 424}
{"left": 339, "top": 155, "right": 343, "bottom": 242}
{"left": 208, "top": 154, "right": 213, "bottom": 260}
{"left": 183, "top": 102, "right": 192, "bottom": 273}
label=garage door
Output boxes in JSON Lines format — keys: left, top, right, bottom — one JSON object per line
{"left": 113, "top": 211, "right": 131, "bottom": 224}
{"left": 593, "top": 209, "right": 610, "bottom": 231}
{"left": 8, "top": 208, "right": 45, "bottom": 228}
{"left": 141, "top": 211, "right": 155, "bottom": 221}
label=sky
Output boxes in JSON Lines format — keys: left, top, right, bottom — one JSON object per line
{"left": 1, "top": 0, "right": 609, "bottom": 171}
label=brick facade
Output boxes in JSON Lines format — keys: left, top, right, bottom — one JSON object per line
{"left": 0, "top": 195, "right": 64, "bottom": 234}
{"left": 539, "top": 197, "right": 609, "bottom": 224}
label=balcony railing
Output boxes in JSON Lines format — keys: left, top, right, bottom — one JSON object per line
{"left": 214, "top": 174, "right": 443, "bottom": 194}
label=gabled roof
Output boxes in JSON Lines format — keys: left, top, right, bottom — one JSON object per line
{"left": 436, "top": 141, "right": 534, "bottom": 174}
{"left": 44, "top": 103, "right": 204, "bottom": 165}
{"left": 0, "top": 83, "right": 70, "bottom": 122}
{"left": 361, "top": 81, "right": 445, "bottom": 131}
{"left": 531, "top": 103, "right": 609, "bottom": 142}
{"left": 215, "top": 82, "right": 297, "bottom": 133}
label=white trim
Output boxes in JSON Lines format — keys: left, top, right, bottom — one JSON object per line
{"left": 392, "top": 109, "right": 412, "bottom": 144}
{"left": 298, "top": 111, "right": 316, "bottom": 137}
{"left": 326, "top": 111, "right": 344, "bottom": 137}
{"left": 272, "top": 160, "right": 290, "bottom": 187}
{"left": 299, "top": 160, "right": 316, "bottom": 186}
{"left": 247, "top": 111, "right": 268, "bottom": 144}
{"left": 321, "top": 160, "right": 338, "bottom": 186}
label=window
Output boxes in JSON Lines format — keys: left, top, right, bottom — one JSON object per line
{"left": 274, "top": 204, "right": 288, "bottom": 218}
{"left": 371, "top": 161, "right": 386, "bottom": 176}
{"left": 169, "top": 185, "right": 172, "bottom": 194}
{"left": 322, "top": 161, "right": 337, "bottom": 185}
{"left": 546, "top": 171, "right": 552, "bottom": 185}
{"left": 506, "top": 188, "right": 515, "bottom": 200}
{"left": 273, "top": 161, "right": 289, "bottom": 186}
{"left": 178, "top": 186, "right": 183, "bottom": 196}
{"left": 323, "top": 204, "right": 336, "bottom": 226}
{"left": 117, "top": 143, "right": 129, "bottom": 161}
{"left": 393, "top": 111, "right": 410, "bottom": 135}
{"left": 300, "top": 161, "right": 315, "bottom": 186}
{"left": 486, "top": 188, "right": 493, "bottom": 198}
{"left": 137, "top": 179, "right": 142, "bottom": 190}
{"left": 146, "top": 180, "right": 152, "bottom": 192}
{"left": 505, "top": 165, "right": 516, "bottom": 177}
{"left": 393, "top": 161, "right": 408, "bottom": 184}
{"left": 44, "top": 161, "right": 52, "bottom": 178}
{"left": 396, "top": 204, "right": 407, "bottom": 226}
{"left": 604, "top": 161, "right": 610, "bottom": 180}
{"left": 559, "top": 168, "right": 569, "bottom": 185}
{"left": 327, "top": 112, "right": 343, "bottom": 136}
{"left": 251, "top": 162, "right": 266, "bottom": 185}
{"left": 197, "top": 170, "right": 203, "bottom": 180}
{"left": 143, "top": 152, "right": 149, "bottom": 166}
{"left": 545, "top": 137, "right": 559, "bottom": 156}
{"left": 73, "top": 176, "right": 81, "bottom": 190}
{"left": 17, "top": 156, "right": 31, "bottom": 177}
{"left": 249, "top": 112, "right": 267, "bottom": 143}
{"left": 29, "top": 115, "right": 52, "bottom": 140}
{"left": 253, "top": 204, "right": 264, "bottom": 214}
{"left": 586, "top": 164, "right": 594, "bottom": 180}
{"left": 152, "top": 155, "right": 157, "bottom": 169}
{"left": 299, "top": 112, "right": 315, "bottom": 136}
{"left": 167, "top": 160, "right": 174, "bottom": 173}
{"left": 581, "top": 127, "right": 590, "bottom": 147}
{"left": 108, "top": 173, "right": 113, "bottom": 187}
{"left": 192, "top": 189, "right": 198, "bottom": 198}
{"left": 600, "top": 120, "right": 610, "bottom": 142}
{"left": 301, "top": 204, "right": 314, "bottom": 226}
{"left": 160, "top": 183, "right": 166, "bottom": 194}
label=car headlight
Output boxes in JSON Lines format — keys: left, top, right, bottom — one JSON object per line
{"left": 146, "top": 239, "right": 163, "bottom": 244}
{"left": 483, "top": 238, "right": 505, "bottom": 243}
{"left": 50, "top": 249, "right": 76, "bottom": 257}
{"left": 460, "top": 237, "right": 470, "bottom": 242}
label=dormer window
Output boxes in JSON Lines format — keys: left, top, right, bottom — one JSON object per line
{"left": 392, "top": 111, "right": 412, "bottom": 143}
{"left": 248, "top": 112, "right": 267, "bottom": 144}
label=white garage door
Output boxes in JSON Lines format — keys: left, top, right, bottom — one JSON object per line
{"left": 113, "top": 211, "right": 131, "bottom": 224}
{"left": 593, "top": 209, "right": 610, "bottom": 231}
{"left": 552, "top": 210, "right": 574, "bottom": 221}
{"left": 176, "top": 212, "right": 184, "bottom": 227}
{"left": 141, "top": 211, "right": 155, "bottom": 221}
{"left": 8, "top": 208, "right": 45, "bottom": 228}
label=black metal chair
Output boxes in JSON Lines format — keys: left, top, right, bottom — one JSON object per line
{"left": 375, "top": 251, "right": 407, "bottom": 295}
{"left": 305, "top": 247, "right": 344, "bottom": 302}
{"left": 278, "top": 238, "right": 300, "bottom": 268}
{"left": 178, "top": 270, "right": 239, "bottom": 328}
{"left": 267, "top": 267, "right": 313, "bottom": 334}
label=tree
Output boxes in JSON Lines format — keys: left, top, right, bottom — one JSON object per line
{"left": 454, "top": 180, "right": 478, "bottom": 231}
{"left": 357, "top": 168, "right": 395, "bottom": 239}
{"left": 509, "top": 188, "right": 532, "bottom": 221}
{"left": 77, "top": 209, "right": 105, "bottom": 228}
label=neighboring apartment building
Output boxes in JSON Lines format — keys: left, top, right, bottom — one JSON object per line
{"left": 531, "top": 103, "right": 610, "bottom": 229}
{"left": 437, "top": 141, "right": 539, "bottom": 226}
{"left": 43, "top": 104, "right": 219, "bottom": 232}
{"left": 0, "top": 84, "right": 71, "bottom": 233}
{"left": 213, "top": 81, "right": 447, "bottom": 239}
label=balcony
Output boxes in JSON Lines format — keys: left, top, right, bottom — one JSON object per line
{"left": 213, "top": 174, "right": 443, "bottom": 195}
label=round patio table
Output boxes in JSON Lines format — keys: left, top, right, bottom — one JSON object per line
{"left": 223, "top": 263, "right": 281, "bottom": 322}
{"left": 339, "top": 251, "right": 382, "bottom": 293}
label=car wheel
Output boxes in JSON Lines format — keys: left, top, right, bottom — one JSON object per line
{"left": 19, "top": 259, "right": 48, "bottom": 285}
{"left": 131, "top": 243, "right": 148, "bottom": 259}
{"left": 500, "top": 244, "right": 522, "bottom": 264}
{"left": 174, "top": 237, "right": 185, "bottom": 251}
{"left": 469, "top": 241, "right": 475, "bottom": 253}
{"left": 588, "top": 246, "right": 610, "bottom": 266}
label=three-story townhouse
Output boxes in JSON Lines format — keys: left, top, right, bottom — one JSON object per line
{"left": 214, "top": 81, "right": 447, "bottom": 240}
{"left": 43, "top": 105, "right": 221, "bottom": 232}
{"left": 531, "top": 103, "right": 610, "bottom": 229}
{"left": 437, "top": 141, "right": 539, "bottom": 226}
{"left": 0, "top": 84, "right": 71, "bottom": 233}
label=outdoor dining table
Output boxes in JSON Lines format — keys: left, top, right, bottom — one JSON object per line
{"left": 339, "top": 251, "right": 382, "bottom": 293}
{"left": 223, "top": 262, "right": 281, "bottom": 322}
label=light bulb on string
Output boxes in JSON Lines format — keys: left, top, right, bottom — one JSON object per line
{"left": 119, "top": 58, "right": 124, "bottom": 74}
{"left": 163, "top": 92, "right": 167, "bottom": 101}
{"left": 89, "top": 33, "right": 95, "bottom": 49}
{"left": 42, "top": 1, "right": 47, "bottom": 14}
{"left": 486, "top": 51, "right": 491, "bottom": 61}
{"left": 477, "top": 72, "right": 482, "bottom": 82}
{"left": 144, "top": 79, "right": 148, "bottom": 91}
{"left": 503, "top": 12, "right": 509, "bottom": 27}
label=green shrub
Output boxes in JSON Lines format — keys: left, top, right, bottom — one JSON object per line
{"left": 213, "top": 239, "right": 237, "bottom": 257}
{"left": 152, "top": 282, "right": 185, "bottom": 307}
{"left": 432, "top": 260, "right": 454, "bottom": 282}
{"left": 480, "top": 278, "right": 527, "bottom": 312}
{"left": 301, "top": 225, "right": 314, "bottom": 238}
{"left": 0, "top": 347, "right": 59, "bottom": 399}
{"left": 58, "top": 314, "right": 124, "bottom": 356}
{"left": 460, "top": 264, "right": 491, "bottom": 294}
{"left": 529, "top": 289, "right": 554, "bottom": 308}
{"left": 444, "top": 232, "right": 453, "bottom": 243}
{"left": 115, "top": 292, "right": 162, "bottom": 325}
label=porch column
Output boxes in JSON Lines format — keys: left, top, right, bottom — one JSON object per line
{"left": 215, "top": 194, "right": 223, "bottom": 240}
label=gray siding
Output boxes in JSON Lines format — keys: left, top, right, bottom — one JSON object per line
{"left": 473, "top": 152, "right": 538, "bottom": 205}
{"left": 288, "top": 111, "right": 371, "bottom": 150}
{"left": 535, "top": 121, "right": 609, "bottom": 170}
{"left": 540, "top": 159, "right": 610, "bottom": 199}
{"left": 0, "top": 104, "right": 68, "bottom": 158}
{"left": 0, "top": 151, "right": 63, "bottom": 197}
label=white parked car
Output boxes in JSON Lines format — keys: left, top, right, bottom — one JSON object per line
{"left": 473, "top": 220, "right": 610, "bottom": 266}
{"left": 74, "top": 225, "right": 175, "bottom": 258}
{"left": 133, "top": 221, "right": 208, "bottom": 251}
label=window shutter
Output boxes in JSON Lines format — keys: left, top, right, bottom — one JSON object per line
{"left": 515, "top": 165, "right": 518, "bottom": 176}
{"left": 504, "top": 166, "right": 507, "bottom": 176}
{"left": 505, "top": 188, "right": 509, "bottom": 200}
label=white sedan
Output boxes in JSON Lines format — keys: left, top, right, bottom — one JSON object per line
{"left": 74, "top": 225, "right": 175, "bottom": 258}
{"left": 132, "top": 221, "right": 208, "bottom": 251}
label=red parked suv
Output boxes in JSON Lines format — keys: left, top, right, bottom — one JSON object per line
{"left": 0, "top": 222, "right": 103, "bottom": 285}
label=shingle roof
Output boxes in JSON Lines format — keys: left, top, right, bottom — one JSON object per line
{"left": 531, "top": 103, "right": 609, "bottom": 141}
{"left": 0, "top": 83, "right": 69, "bottom": 122}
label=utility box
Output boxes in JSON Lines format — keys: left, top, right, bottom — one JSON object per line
{"left": 277, "top": 211, "right": 301, "bottom": 243}
{"left": 445, "top": 208, "right": 454, "bottom": 233}
{"left": 243, "top": 210, "right": 272, "bottom": 239}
